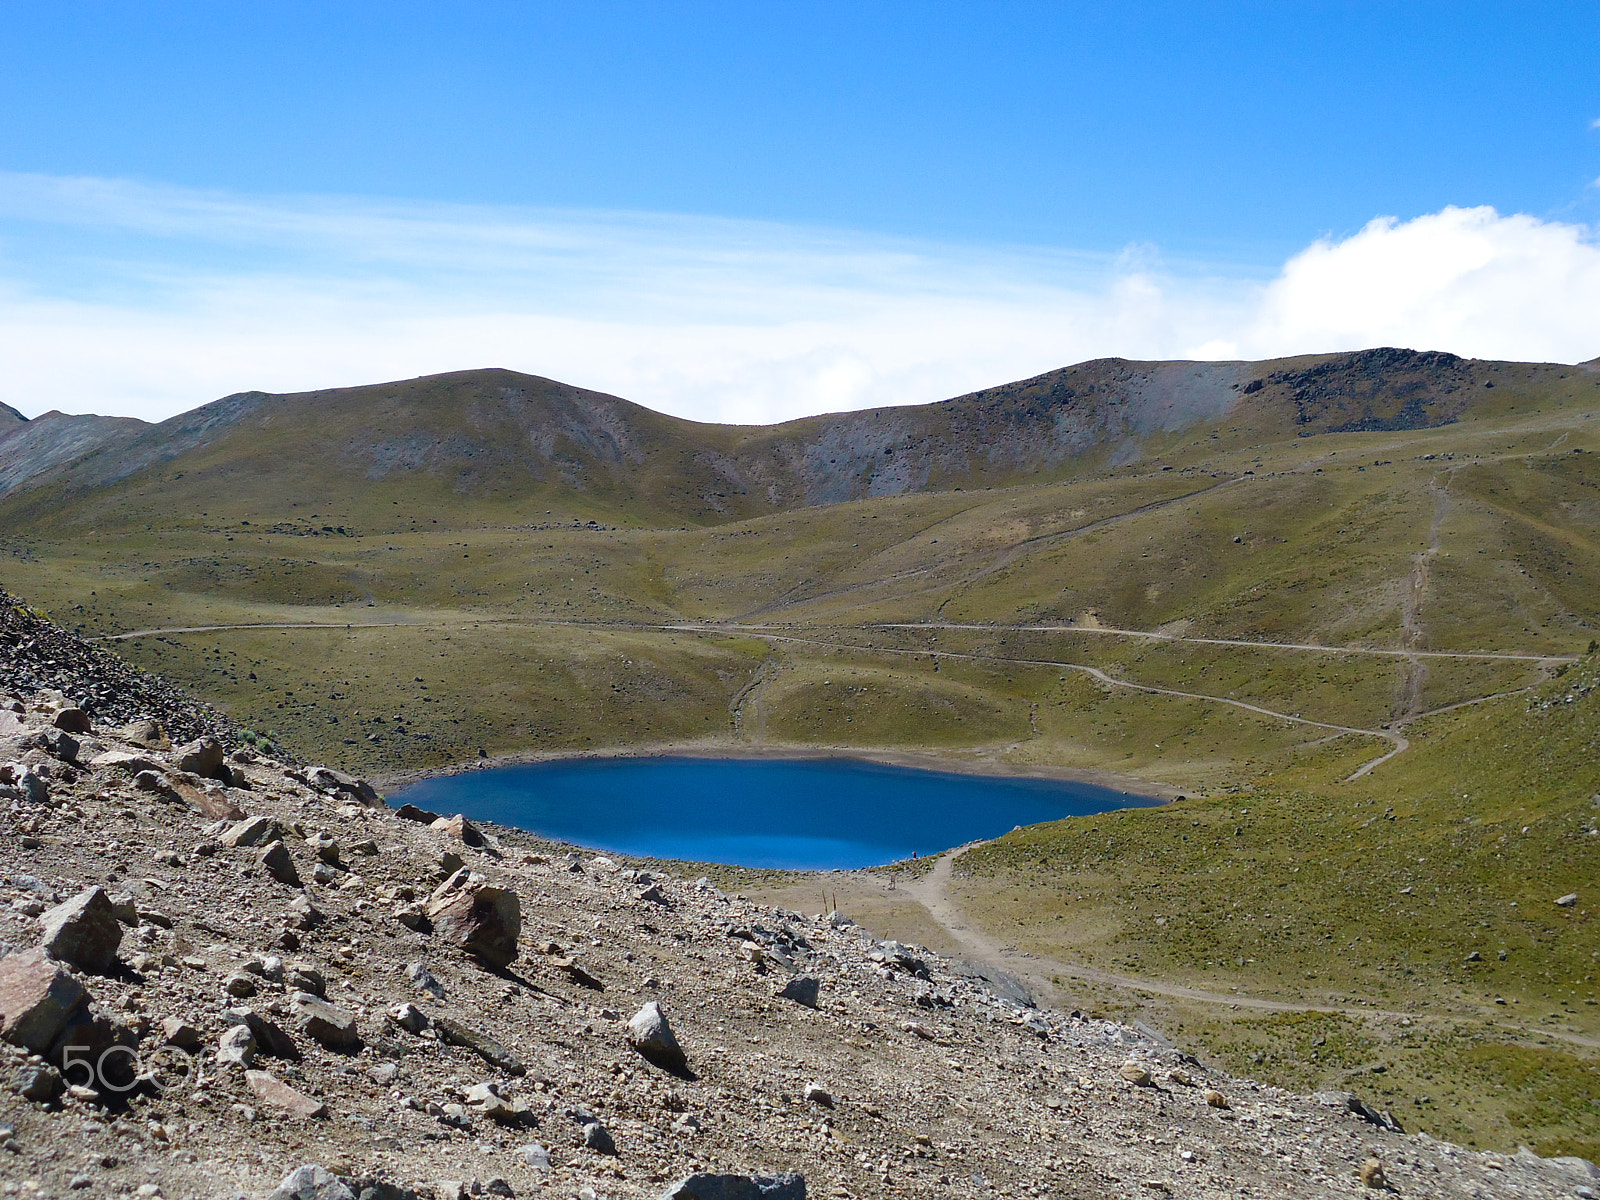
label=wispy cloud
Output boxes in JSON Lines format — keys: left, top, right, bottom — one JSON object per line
{"left": 0, "top": 175, "right": 1596, "bottom": 425}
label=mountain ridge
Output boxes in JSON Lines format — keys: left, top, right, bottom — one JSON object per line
{"left": 0, "top": 347, "right": 1561, "bottom": 531}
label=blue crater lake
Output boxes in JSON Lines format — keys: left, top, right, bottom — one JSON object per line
{"left": 391, "top": 756, "right": 1160, "bottom": 870}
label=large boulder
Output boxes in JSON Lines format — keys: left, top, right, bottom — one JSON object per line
{"left": 426, "top": 869, "right": 520, "bottom": 968}
{"left": 628, "top": 1000, "right": 687, "bottom": 1072}
{"left": 37, "top": 887, "right": 122, "bottom": 973}
{"left": 0, "top": 947, "right": 89, "bottom": 1054}
{"left": 659, "top": 1174, "right": 806, "bottom": 1200}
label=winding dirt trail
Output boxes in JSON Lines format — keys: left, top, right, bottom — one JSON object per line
{"left": 897, "top": 843, "right": 1600, "bottom": 1050}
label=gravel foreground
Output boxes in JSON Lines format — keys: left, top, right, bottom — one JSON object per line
{"left": 2, "top": 591, "right": 1598, "bottom": 1200}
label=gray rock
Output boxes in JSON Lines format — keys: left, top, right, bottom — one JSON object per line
{"left": 516, "top": 1144, "right": 550, "bottom": 1171}
{"left": 430, "top": 814, "right": 485, "bottom": 847}
{"left": 292, "top": 994, "right": 361, "bottom": 1052}
{"left": 258, "top": 841, "right": 300, "bottom": 886}
{"left": 777, "top": 976, "right": 820, "bottom": 1008}
{"left": 118, "top": 718, "right": 169, "bottom": 750}
{"left": 306, "top": 832, "right": 340, "bottom": 866}
{"left": 432, "top": 1015, "right": 525, "bottom": 1075}
{"left": 405, "top": 961, "right": 445, "bottom": 998}
{"left": 628, "top": 1000, "right": 686, "bottom": 1072}
{"left": 388, "top": 1002, "right": 428, "bottom": 1033}
{"left": 582, "top": 1122, "right": 616, "bottom": 1154}
{"left": 37, "top": 887, "right": 122, "bottom": 973}
{"left": 13, "top": 1062, "right": 64, "bottom": 1103}
{"left": 268, "top": 1165, "right": 355, "bottom": 1200}
{"left": 658, "top": 1174, "right": 806, "bottom": 1200}
{"left": 802, "top": 1083, "right": 832, "bottom": 1107}
{"left": 464, "top": 1081, "right": 531, "bottom": 1124}
{"left": 217, "top": 1023, "right": 257, "bottom": 1068}
{"left": 286, "top": 964, "right": 326, "bottom": 997}
{"left": 1556, "top": 893, "right": 1579, "bottom": 907}
{"left": 223, "top": 972, "right": 259, "bottom": 998}
{"left": 222, "top": 816, "right": 280, "bottom": 848}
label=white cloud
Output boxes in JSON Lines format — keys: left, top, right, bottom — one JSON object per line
{"left": 0, "top": 176, "right": 1595, "bottom": 425}
{"left": 1229, "top": 206, "right": 1600, "bottom": 365}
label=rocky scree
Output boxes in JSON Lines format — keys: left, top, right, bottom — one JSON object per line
{"left": 0, "top": 606, "right": 1597, "bottom": 1199}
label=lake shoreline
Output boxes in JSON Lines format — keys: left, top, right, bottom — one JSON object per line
{"left": 375, "top": 737, "right": 1181, "bottom": 802}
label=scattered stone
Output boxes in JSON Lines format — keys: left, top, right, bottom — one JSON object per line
{"left": 393, "top": 903, "right": 427, "bottom": 931}
{"left": 431, "top": 813, "right": 485, "bottom": 847}
{"left": 395, "top": 803, "right": 440, "bottom": 824}
{"left": 287, "top": 964, "right": 326, "bottom": 997}
{"left": 432, "top": 1015, "right": 525, "bottom": 1075}
{"left": 0, "top": 947, "right": 90, "bottom": 1052}
{"left": 1205, "top": 1090, "right": 1230, "bottom": 1109}
{"left": 307, "top": 831, "right": 341, "bottom": 866}
{"left": 160, "top": 1017, "right": 202, "bottom": 1050}
{"left": 222, "top": 815, "right": 281, "bottom": 848}
{"left": 658, "top": 1173, "right": 807, "bottom": 1200}
{"left": 37, "top": 886, "right": 123, "bottom": 973}
{"left": 224, "top": 972, "right": 260, "bottom": 998}
{"left": 803, "top": 1083, "right": 833, "bottom": 1107}
{"left": 388, "top": 1002, "right": 428, "bottom": 1033}
{"left": 13, "top": 1062, "right": 64, "bottom": 1103}
{"left": 175, "top": 737, "right": 227, "bottom": 780}
{"left": 628, "top": 1000, "right": 687, "bottom": 1072}
{"left": 1555, "top": 893, "right": 1579, "bottom": 907}
{"left": 426, "top": 870, "right": 521, "bottom": 968}
{"left": 405, "top": 961, "right": 445, "bottom": 998}
{"left": 1359, "top": 1158, "right": 1386, "bottom": 1188}
{"left": 268, "top": 1164, "right": 355, "bottom": 1200}
{"left": 516, "top": 1144, "right": 550, "bottom": 1171}
{"left": 464, "top": 1081, "right": 532, "bottom": 1124}
{"left": 52, "top": 706, "right": 91, "bottom": 734}
{"left": 217, "top": 1023, "right": 257, "bottom": 1068}
{"left": 583, "top": 1121, "right": 616, "bottom": 1154}
{"left": 119, "top": 718, "right": 170, "bottom": 750}
{"left": 308, "top": 766, "right": 381, "bottom": 805}
{"left": 1120, "top": 1061, "right": 1153, "bottom": 1086}
{"left": 552, "top": 957, "right": 603, "bottom": 990}
{"left": 293, "top": 994, "right": 361, "bottom": 1052}
{"left": 246, "top": 1069, "right": 328, "bottom": 1118}
{"left": 259, "top": 840, "right": 301, "bottom": 886}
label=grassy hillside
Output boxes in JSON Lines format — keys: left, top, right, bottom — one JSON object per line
{"left": 2, "top": 349, "right": 1598, "bottom": 1154}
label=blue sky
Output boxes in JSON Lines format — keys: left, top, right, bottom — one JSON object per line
{"left": 1, "top": 3, "right": 1598, "bottom": 423}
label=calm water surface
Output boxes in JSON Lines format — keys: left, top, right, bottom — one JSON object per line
{"left": 392, "top": 756, "right": 1159, "bottom": 870}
